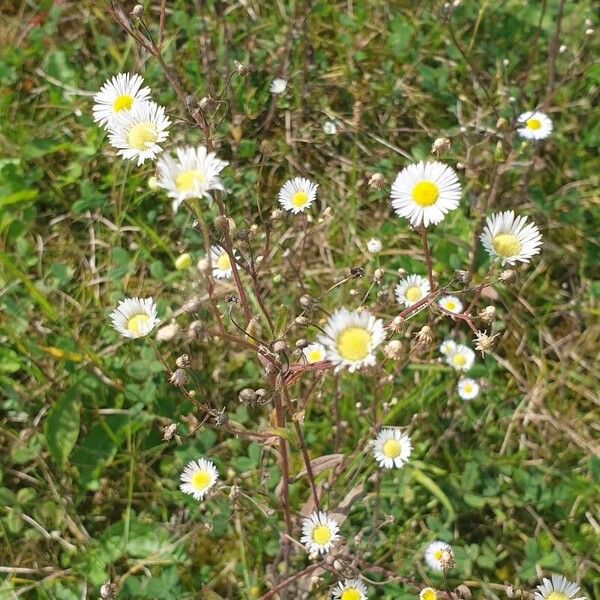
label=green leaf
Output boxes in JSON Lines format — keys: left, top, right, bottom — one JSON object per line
{"left": 410, "top": 467, "right": 456, "bottom": 525}
{"left": 45, "top": 388, "right": 81, "bottom": 467}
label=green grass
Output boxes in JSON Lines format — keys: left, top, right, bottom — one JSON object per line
{"left": 1, "top": 0, "right": 599, "bottom": 598}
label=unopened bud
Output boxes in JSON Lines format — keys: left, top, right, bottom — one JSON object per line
{"left": 197, "top": 257, "right": 210, "bottom": 274}
{"left": 214, "top": 215, "right": 230, "bottom": 232}
{"left": 300, "top": 294, "right": 314, "bottom": 308}
{"left": 391, "top": 315, "right": 403, "bottom": 332}
{"left": 239, "top": 388, "right": 257, "bottom": 404}
{"left": 181, "top": 296, "right": 201, "bottom": 313}
{"left": 157, "top": 323, "right": 180, "bottom": 342}
{"left": 373, "top": 268, "right": 384, "bottom": 283}
{"left": 559, "top": 44, "right": 567, "bottom": 54}
{"left": 295, "top": 315, "right": 309, "bottom": 326}
{"left": 176, "top": 354, "right": 191, "bottom": 368}
{"left": 260, "top": 140, "right": 273, "bottom": 156}
{"left": 455, "top": 269, "right": 471, "bottom": 285}
{"left": 199, "top": 96, "right": 211, "bottom": 111}
{"left": 368, "top": 173, "right": 385, "bottom": 189}
{"left": 270, "top": 208, "right": 284, "bottom": 220}
{"left": 100, "top": 581, "right": 117, "bottom": 599}
{"left": 295, "top": 338, "right": 309, "bottom": 349}
{"left": 148, "top": 175, "right": 159, "bottom": 190}
{"left": 367, "top": 238, "right": 382, "bottom": 253}
{"left": 175, "top": 253, "right": 192, "bottom": 270}
{"left": 496, "top": 117, "right": 509, "bottom": 130}
{"left": 431, "top": 137, "right": 451, "bottom": 156}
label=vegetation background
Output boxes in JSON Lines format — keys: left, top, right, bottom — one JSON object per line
{"left": 0, "top": 0, "right": 598, "bottom": 598}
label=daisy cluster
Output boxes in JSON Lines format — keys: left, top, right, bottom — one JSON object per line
{"left": 92, "top": 69, "right": 573, "bottom": 599}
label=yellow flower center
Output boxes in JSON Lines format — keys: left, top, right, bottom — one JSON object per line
{"left": 127, "top": 313, "right": 150, "bottom": 335}
{"left": 113, "top": 94, "right": 134, "bottom": 112}
{"left": 444, "top": 301, "right": 456, "bottom": 311}
{"left": 336, "top": 327, "right": 371, "bottom": 361}
{"left": 412, "top": 180, "right": 439, "bottom": 207}
{"left": 216, "top": 254, "right": 231, "bottom": 271}
{"left": 312, "top": 525, "right": 332, "bottom": 545}
{"left": 291, "top": 191, "right": 309, "bottom": 208}
{"left": 422, "top": 590, "right": 437, "bottom": 600}
{"left": 452, "top": 354, "right": 467, "bottom": 368}
{"left": 492, "top": 233, "right": 521, "bottom": 257}
{"left": 382, "top": 439, "right": 402, "bottom": 459}
{"left": 546, "top": 594, "right": 568, "bottom": 600}
{"left": 128, "top": 121, "right": 158, "bottom": 150}
{"left": 405, "top": 286, "right": 422, "bottom": 302}
{"left": 307, "top": 350, "right": 323, "bottom": 363}
{"left": 191, "top": 470, "right": 211, "bottom": 491}
{"left": 463, "top": 384, "right": 473, "bottom": 393}
{"left": 175, "top": 169, "right": 206, "bottom": 192}
{"left": 341, "top": 589, "right": 361, "bottom": 600}
{"left": 526, "top": 118, "right": 541, "bottom": 130}
{"left": 433, "top": 549, "right": 443, "bottom": 561}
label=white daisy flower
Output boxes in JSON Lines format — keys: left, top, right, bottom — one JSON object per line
{"left": 332, "top": 578, "right": 368, "bottom": 600}
{"left": 300, "top": 511, "right": 340, "bottom": 555}
{"left": 92, "top": 73, "right": 152, "bottom": 129}
{"left": 318, "top": 308, "right": 386, "bottom": 372}
{"left": 419, "top": 588, "right": 439, "bottom": 600}
{"left": 366, "top": 238, "right": 382, "bottom": 254}
{"left": 303, "top": 342, "right": 327, "bottom": 364}
{"left": 323, "top": 120, "right": 338, "bottom": 135}
{"left": 179, "top": 458, "right": 219, "bottom": 501}
{"left": 270, "top": 78, "right": 287, "bottom": 94}
{"left": 517, "top": 111, "right": 553, "bottom": 140}
{"left": 156, "top": 145, "right": 228, "bottom": 212}
{"left": 395, "top": 274, "right": 430, "bottom": 307}
{"left": 209, "top": 245, "right": 238, "bottom": 279}
{"left": 424, "top": 540, "right": 453, "bottom": 572}
{"left": 109, "top": 297, "right": 160, "bottom": 339}
{"left": 372, "top": 428, "right": 412, "bottom": 469}
{"left": 390, "top": 160, "right": 461, "bottom": 227}
{"left": 534, "top": 574, "right": 585, "bottom": 600}
{"left": 278, "top": 177, "right": 318, "bottom": 214}
{"left": 438, "top": 295, "right": 463, "bottom": 314}
{"left": 479, "top": 210, "right": 542, "bottom": 266}
{"left": 445, "top": 344, "right": 475, "bottom": 371}
{"left": 107, "top": 101, "right": 171, "bottom": 166}
{"left": 439, "top": 339, "right": 457, "bottom": 355}
{"left": 457, "top": 378, "right": 480, "bottom": 401}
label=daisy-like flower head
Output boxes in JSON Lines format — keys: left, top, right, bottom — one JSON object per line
{"left": 209, "top": 245, "right": 239, "bottom": 279}
{"left": 419, "top": 588, "right": 439, "bottom": 600}
{"left": 303, "top": 342, "right": 327, "bottom": 364}
{"left": 108, "top": 101, "right": 170, "bottom": 166}
{"left": 391, "top": 160, "right": 461, "bottom": 227}
{"left": 332, "top": 578, "right": 368, "bottom": 600}
{"left": 534, "top": 574, "right": 585, "bottom": 600}
{"left": 92, "top": 73, "right": 152, "bottom": 129}
{"left": 318, "top": 308, "right": 386, "bottom": 372}
{"left": 110, "top": 297, "right": 160, "bottom": 339}
{"left": 300, "top": 511, "right": 340, "bottom": 555}
{"left": 278, "top": 177, "right": 318, "bottom": 214}
{"left": 457, "top": 377, "right": 480, "bottom": 401}
{"left": 372, "top": 428, "right": 412, "bottom": 469}
{"left": 270, "top": 78, "right": 287, "bottom": 94}
{"left": 156, "top": 145, "right": 228, "bottom": 212}
{"left": 439, "top": 339, "right": 457, "bottom": 356}
{"left": 517, "top": 110, "right": 553, "bottom": 140}
{"left": 424, "top": 540, "right": 453, "bottom": 572}
{"left": 445, "top": 343, "right": 475, "bottom": 371}
{"left": 179, "top": 458, "right": 219, "bottom": 501}
{"left": 438, "top": 295, "right": 463, "bottom": 314}
{"left": 479, "top": 210, "right": 542, "bottom": 266}
{"left": 395, "top": 274, "right": 430, "bottom": 307}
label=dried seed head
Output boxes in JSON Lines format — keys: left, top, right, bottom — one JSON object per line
{"left": 496, "top": 117, "right": 509, "bottom": 130}
{"left": 260, "top": 139, "right": 273, "bottom": 156}
{"left": 170, "top": 368, "right": 188, "bottom": 386}
{"left": 162, "top": 423, "right": 177, "bottom": 441}
{"left": 214, "top": 215, "right": 230, "bottom": 233}
{"left": 234, "top": 60, "right": 248, "bottom": 76}
{"left": 416, "top": 325, "right": 433, "bottom": 345}
{"left": 186, "top": 320, "right": 203, "bottom": 341}
{"left": 300, "top": 294, "right": 314, "bottom": 308}
{"left": 367, "top": 238, "right": 382, "bottom": 253}
{"left": 431, "top": 137, "right": 451, "bottom": 156}
{"left": 273, "top": 340, "right": 288, "bottom": 353}
{"left": 383, "top": 340, "right": 403, "bottom": 360}
{"left": 130, "top": 4, "right": 144, "bottom": 19}
{"left": 373, "top": 268, "right": 384, "bottom": 283}
{"left": 350, "top": 266, "right": 364, "bottom": 278}
{"left": 156, "top": 323, "right": 181, "bottom": 342}
{"left": 295, "top": 338, "right": 309, "bottom": 349}
{"left": 455, "top": 584, "right": 472, "bottom": 600}
{"left": 213, "top": 408, "right": 228, "bottom": 426}
{"left": 478, "top": 305, "right": 496, "bottom": 323}
{"left": 499, "top": 269, "right": 516, "bottom": 283}
{"left": 270, "top": 208, "right": 284, "bottom": 220}
{"left": 239, "top": 388, "right": 257, "bottom": 404}
{"left": 176, "top": 354, "right": 191, "bottom": 368}
{"left": 474, "top": 330, "right": 499, "bottom": 356}
{"left": 391, "top": 315, "right": 404, "bottom": 332}
{"left": 294, "top": 315, "right": 309, "bottom": 326}
{"left": 100, "top": 581, "right": 118, "bottom": 599}
{"left": 440, "top": 547, "right": 455, "bottom": 570}
{"left": 199, "top": 96, "right": 212, "bottom": 111}
{"left": 454, "top": 269, "right": 471, "bottom": 285}
{"left": 368, "top": 172, "right": 385, "bottom": 189}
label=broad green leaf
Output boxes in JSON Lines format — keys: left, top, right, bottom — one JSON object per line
{"left": 45, "top": 388, "right": 81, "bottom": 467}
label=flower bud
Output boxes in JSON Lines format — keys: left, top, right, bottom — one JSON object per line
{"left": 239, "top": 388, "right": 257, "bottom": 404}
{"left": 273, "top": 340, "right": 288, "bottom": 353}
{"left": 162, "top": 423, "right": 177, "bottom": 441}
{"left": 383, "top": 340, "right": 403, "bottom": 360}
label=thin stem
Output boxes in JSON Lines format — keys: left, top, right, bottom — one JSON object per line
{"left": 420, "top": 227, "right": 435, "bottom": 291}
